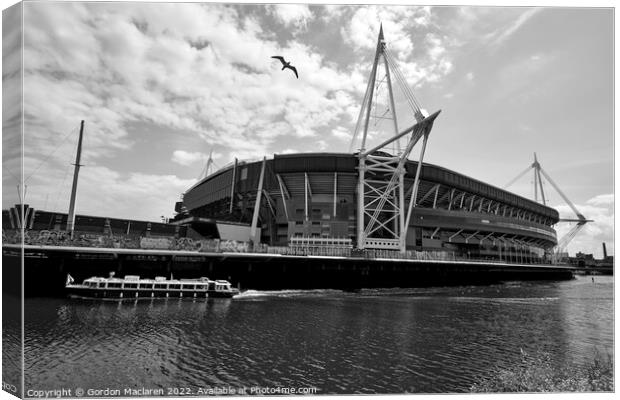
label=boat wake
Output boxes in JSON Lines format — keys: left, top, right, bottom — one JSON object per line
{"left": 451, "top": 296, "right": 560, "bottom": 304}
{"left": 233, "top": 289, "right": 342, "bottom": 300}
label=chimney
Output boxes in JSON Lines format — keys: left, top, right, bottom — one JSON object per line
{"left": 602, "top": 242, "right": 608, "bottom": 259}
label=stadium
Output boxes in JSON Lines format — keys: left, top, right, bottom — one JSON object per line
{"left": 175, "top": 152, "right": 559, "bottom": 264}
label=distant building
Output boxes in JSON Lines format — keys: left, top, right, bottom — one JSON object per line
{"left": 567, "top": 248, "right": 613, "bottom": 272}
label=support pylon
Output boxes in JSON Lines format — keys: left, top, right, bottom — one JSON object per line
{"left": 505, "top": 153, "right": 592, "bottom": 258}
{"left": 199, "top": 149, "right": 214, "bottom": 180}
{"left": 352, "top": 25, "right": 440, "bottom": 253}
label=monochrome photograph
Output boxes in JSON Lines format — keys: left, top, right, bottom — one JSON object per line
{"left": 2, "top": 1, "right": 614, "bottom": 398}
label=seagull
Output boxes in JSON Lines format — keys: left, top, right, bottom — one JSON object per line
{"left": 271, "top": 56, "right": 298, "bottom": 79}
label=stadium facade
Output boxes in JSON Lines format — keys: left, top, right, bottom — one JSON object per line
{"left": 175, "top": 152, "right": 559, "bottom": 263}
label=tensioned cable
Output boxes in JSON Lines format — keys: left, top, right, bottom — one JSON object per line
{"left": 349, "top": 89, "right": 371, "bottom": 152}
{"left": 24, "top": 124, "right": 80, "bottom": 183}
{"left": 3, "top": 165, "right": 20, "bottom": 183}
{"left": 349, "top": 62, "right": 377, "bottom": 152}
{"left": 373, "top": 108, "right": 391, "bottom": 127}
{"left": 52, "top": 162, "right": 72, "bottom": 212}
{"left": 386, "top": 57, "right": 420, "bottom": 115}
{"left": 384, "top": 49, "right": 423, "bottom": 113}
{"left": 388, "top": 45, "right": 450, "bottom": 117}
{"left": 370, "top": 76, "right": 384, "bottom": 129}
{"left": 351, "top": 45, "right": 427, "bottom": 152}
{"left": 385, "top": 52, "right": 421, "bottom": 114}
{"left": 383, "top": 50, "right": 417, "bottom": 108}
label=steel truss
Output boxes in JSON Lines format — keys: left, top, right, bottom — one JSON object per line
{"left": 352, "top": 26, "right": 440, "bottom": 252}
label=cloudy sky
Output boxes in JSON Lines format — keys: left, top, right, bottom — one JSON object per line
{"left": 2, "top": 2, "right": 614, "bottom": 257}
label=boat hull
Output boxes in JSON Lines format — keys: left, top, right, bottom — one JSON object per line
{"left": 66, "top": 285, "right": 237, "bottom": 299}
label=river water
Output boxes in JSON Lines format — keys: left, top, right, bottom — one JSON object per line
{"left": 21, "top": 275, "right": 613, "bottom": 394}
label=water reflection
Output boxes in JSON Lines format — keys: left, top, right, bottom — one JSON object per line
{"left": 22, "top": 276, "right": 613, "bottom": 393}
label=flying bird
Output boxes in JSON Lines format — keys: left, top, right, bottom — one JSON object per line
{"left": 271, "top": 56, "right": 298, "bottom": 79}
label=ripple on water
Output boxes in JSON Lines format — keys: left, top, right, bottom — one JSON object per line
{"left": 22, "top": 278, "right": 614, "bottom": 393}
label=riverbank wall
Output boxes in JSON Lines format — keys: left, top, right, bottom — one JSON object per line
{"left": 3, "top": 244, "right": 575, "bottom": 297}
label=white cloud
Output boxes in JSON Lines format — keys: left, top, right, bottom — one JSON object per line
{"left": 332, "top": 126, "right": 352, "bottom": 141}
{"left": 171, "top": 150, "right": 208, "bottom": 166}
{"left": 342, "top": 6, "right": 417, "bottom": 58}
{"left": 268, "top": 4, "right": 314, "bottom": 32}
{"left": 425, "top": 33, "right": 445, "bottom": 61}
{"left": 24, "top": 164, "right": 196, "bottom": 220}
{"left": 316, "top": 140, "right": 328, "bottom": 151}
{"left": 489, "top": 8, "right": 541, "bottom": 47}
{"left": 587, "top": 194, "right": 614, "bottom": 206}
{"left": 279, "top": 148, "right": 298, "bottom": 155}
{"left": 341, "top": 5, "right": 454, "bottom": 106}
{"left": 321, "top": 5, "right": 348, "bottom": 22}
{"left": 466, "top": 72, "right": 474, "bottom": 81}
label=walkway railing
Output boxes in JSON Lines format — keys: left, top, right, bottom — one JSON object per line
{"left": 3, "top": 229, "right": 556, "bottom": 266}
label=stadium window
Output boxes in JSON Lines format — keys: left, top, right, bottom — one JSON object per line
{"left": 240, "top": 168, "right": 248, "bottom": 180}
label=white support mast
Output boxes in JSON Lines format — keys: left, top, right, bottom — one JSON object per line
{"left": 250, "top": 157, "right": 267, "bottom": 247}
{"left": 66, "top": 120, "right": 85, "bottom": 237}
{"left": 229, "top": 158, "right": 237, "bottom": 214}
{"left": 352, "top": 25, "right": 440, "bottom": 253}
{"left": 505, "top": 153, "right": 592, "bottom": 257}
{"left": 199, "top": 149, "right": 215, "bottom": 180}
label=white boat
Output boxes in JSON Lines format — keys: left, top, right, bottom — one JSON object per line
{"left": 65, "top": 273, "right": 239, "bottom": 299}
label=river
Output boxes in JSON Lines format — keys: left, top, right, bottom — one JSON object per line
{"left": 18, "top": 275, "right": 613, "bottom": 394}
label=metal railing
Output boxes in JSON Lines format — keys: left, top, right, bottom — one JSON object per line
{"left": 3, "top": 229, "right": 555, "bottom": 265}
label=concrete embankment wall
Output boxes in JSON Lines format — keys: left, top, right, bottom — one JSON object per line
{"left": 3, "top": 245, "right": 575, "bottom": 297}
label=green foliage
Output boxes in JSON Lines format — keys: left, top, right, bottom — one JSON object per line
{"left": 470, "top": 349, "right": 613, "bottom": 393}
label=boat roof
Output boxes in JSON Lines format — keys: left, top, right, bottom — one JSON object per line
{"left": 84, "top": 276, "right": 219, "bottom": 284}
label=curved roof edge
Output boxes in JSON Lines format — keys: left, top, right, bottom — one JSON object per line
{"left": 184, "top": 152, "right": 559, "bottom": 220}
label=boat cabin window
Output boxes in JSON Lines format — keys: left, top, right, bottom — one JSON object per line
{"left": 169, "top": 284, "right": 181, "bottom": 290}
{"left": 183, "top": 285, "right": 196, "bottom": 290}
{"left": 123, "top": 283, "right": 138, "bottom": 289}
{"left": 154, "top": 284, "right": 167, "bottom": 290}
{"left": 138, "top": 283, "right": 153, "bottom": 289}
{"left": 108, "top": 282, "right": 122, "bottom": 288}
{"left": 98, "top": 282, "right": 106, "bottom": 288}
